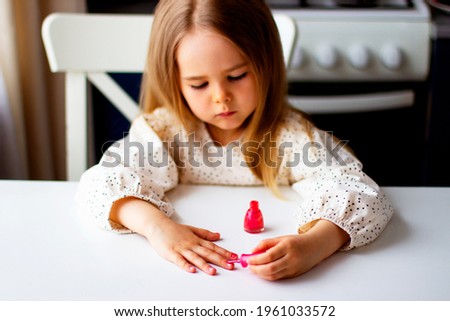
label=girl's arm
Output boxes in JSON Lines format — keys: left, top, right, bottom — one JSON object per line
{"left": 110, "top": 197, "right": 237, "bottom": 275}
{"left": 247, "top": 220, "right": 349, "bottom": 281}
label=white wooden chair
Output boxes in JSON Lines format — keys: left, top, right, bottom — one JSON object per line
{"left": 41, "top": 13, "right": 296, "bottom": 181}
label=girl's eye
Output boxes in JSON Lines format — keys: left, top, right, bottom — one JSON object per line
{"left": 228, "top": 72, "right": 247, "bottom": 82}
{"left": 190, "top": 82, "right": 208, "bottom": 90}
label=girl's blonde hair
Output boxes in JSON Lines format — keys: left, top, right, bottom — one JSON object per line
{"left": 140, "top": 0, "right": 311, "bottom": 195}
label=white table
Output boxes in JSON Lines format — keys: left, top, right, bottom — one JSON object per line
{"left": 0, "top": 180, "right": 449, "bottom": 301}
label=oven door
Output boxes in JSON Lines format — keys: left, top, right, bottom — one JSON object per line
{"left": 287, "top": 81, "right": 428, "bottom": 186}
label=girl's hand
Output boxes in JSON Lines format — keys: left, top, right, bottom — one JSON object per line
{"left": 110, "top": 197, "right": 237, "bottom": 276}
{"left": 246, "top": 235, "right": 317, "bottom": 280}
{"left": 247, "top": 220, "right": 350, "bottom": 281}
{"left": 145, "top": 216, "right": 237, "bottom": 275}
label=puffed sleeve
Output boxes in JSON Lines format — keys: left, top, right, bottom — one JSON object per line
{"left": 76, "top": 115, "right": 179, "bottom": 233}
{"left": 287, "top": 125, "right": 394, "bottom": 250}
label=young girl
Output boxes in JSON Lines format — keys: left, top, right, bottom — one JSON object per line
{"left": 77, "top": 0, "right": 393, "bottom": 281}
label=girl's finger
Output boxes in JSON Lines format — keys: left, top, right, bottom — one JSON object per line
{"left": 252, "top": 265, "right": 288, "bottom": 281}
{"left": 200, "top": 239, "right": 237, "bottom": 259}
{"left": 249, "top": 256, "right": 288, "bottom": 280}
{"left": 193, "top": 244, "right": 235, "bottom": 270}
{"left": 248, "top": 248, "right": 284, "bottom": 267}
{"left": 171, "top": 252, "right": 197, "bottom": 274}
{"left": 189, "top": 225, "right": 221, "bottom": 241}
{"left": 252, "top": 237, "right": 281, "bottom": 253}
{"left": 181, "top": 249, "right": 218, "bottom": 275}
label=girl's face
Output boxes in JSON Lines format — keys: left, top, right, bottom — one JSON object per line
{"left": 177, "top": 28, "right": 258, "bottom": 145}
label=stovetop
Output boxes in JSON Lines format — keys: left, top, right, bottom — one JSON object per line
{"left": 269, "top": 0, "right": 429, "bottom": 21}
{"left": 267, "top": 0, "right": 414, "bottom": 9}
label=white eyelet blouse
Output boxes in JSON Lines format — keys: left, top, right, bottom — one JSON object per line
{"left": 76, "top": 107, "right": 393, "bottom": 250}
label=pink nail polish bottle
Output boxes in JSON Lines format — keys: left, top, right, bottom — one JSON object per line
{"left": 244, "top": 200, "right": 264, "bottom": 233}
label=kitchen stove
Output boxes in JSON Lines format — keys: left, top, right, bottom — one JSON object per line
{"left": 265, "top": 0, "right": 433, "bottom": 186}
{"left": 268, "top": 0, "right": 431, "bottom": 82}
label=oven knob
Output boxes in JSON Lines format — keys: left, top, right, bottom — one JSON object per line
{"left": 347, "top": 45, "right": 370, "bottom": 70}
{"left": 290, "top": 46, "right": 305, "bottom": 69}
{"left": 380, "top": 45, "right": 403, "bottom": 70}
{"left": 315, "top": 45, "right": 338, "bottom": 69}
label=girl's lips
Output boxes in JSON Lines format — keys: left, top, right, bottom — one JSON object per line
{"left": 217, "top": 111, "right": 236, "bottom": 117}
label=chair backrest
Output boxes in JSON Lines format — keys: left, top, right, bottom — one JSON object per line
{"left": 41, "top": 13, "right": 296, "bottom": 181}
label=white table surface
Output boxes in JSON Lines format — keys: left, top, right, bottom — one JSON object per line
{"left": 0, "top": 180, "right": 449, "bottom": 301}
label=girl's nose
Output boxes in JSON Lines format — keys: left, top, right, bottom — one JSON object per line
{"left": 213, "top": 84, "right": 231, "bottom": 104}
